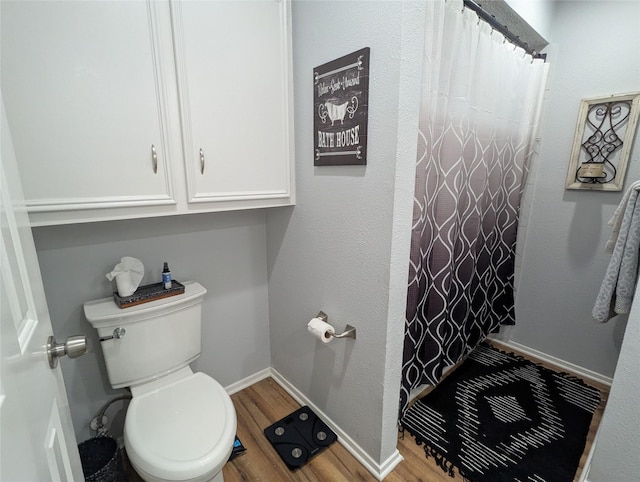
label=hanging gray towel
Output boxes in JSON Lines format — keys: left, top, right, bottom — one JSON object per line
{"left": 605, "top": 179, "right": 640, "bottom": 253}
{"left": 593, "top": 187, "right": 640, "bottom": 322}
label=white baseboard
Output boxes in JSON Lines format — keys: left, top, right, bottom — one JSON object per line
{"left": 488, "top": 338, "right": 613, "bottom": 387}
{"left": 270, "top": 368, "right": 404, "bottom": 481}
{"left": 223, "top": 367, "right": 404, "bottom": 479}
{"left": 224, "top": 367, "right": 272, "bottom": 395}
{"left": 225, "top": 344, "right": 606, "bottom": 481}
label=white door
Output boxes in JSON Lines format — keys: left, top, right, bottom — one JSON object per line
{"left": 0, "top": 98, "right": 84, "bottom": 480}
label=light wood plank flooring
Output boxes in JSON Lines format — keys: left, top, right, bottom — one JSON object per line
{"left": 224, "top": 376, "right": 465, "bottom": 482}
{"left": 126, "top": 344, "right": 609, "bottom": 481}
{"left": 223, "top": 346, "right": 608, "bottom": 482}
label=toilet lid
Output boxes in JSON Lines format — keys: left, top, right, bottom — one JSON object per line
{"left": 125, "top": 372, "right": 237, "bottom": 481}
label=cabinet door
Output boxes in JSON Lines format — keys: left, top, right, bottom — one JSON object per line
{"left": 1, "top": 1, "right": 175, "bottom": 215}
{"left": 173, "top": 0, "right": 293, "bottom": 204}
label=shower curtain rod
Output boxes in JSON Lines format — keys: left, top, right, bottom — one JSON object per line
{"left": 462, "top": 0, "right": 547, "bottom": 61}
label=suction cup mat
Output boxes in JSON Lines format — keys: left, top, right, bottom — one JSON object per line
{"left": 263, "top": 406, "right": 337, "bottom": 469}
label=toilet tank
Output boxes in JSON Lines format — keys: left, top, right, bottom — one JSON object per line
{"left": 84, "top": 281, "right": 207, "bottom": 389}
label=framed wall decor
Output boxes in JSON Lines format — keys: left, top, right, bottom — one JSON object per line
{"left": 313, "top": 47, "right": 370, "bottom": 166}
{"left": 565, "top": 92, "right": 640, "bottom": 191}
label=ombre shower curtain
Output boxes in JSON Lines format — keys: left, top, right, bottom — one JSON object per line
{"left": 399, "top": 0, "right": 548, "bottom": 416}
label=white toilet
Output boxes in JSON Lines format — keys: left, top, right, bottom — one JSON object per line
{"left": 84, "top": 281, "right": 237, "bottom": 482}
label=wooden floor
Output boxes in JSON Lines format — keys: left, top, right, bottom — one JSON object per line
{"left": 224, "top": 376, "right": 463, "bottom": 482}
{"left": 125, "top": 344, "right": 608, "bottom": 481}
{"left": 223, "top": 344, "right": 609, "bottom": 482}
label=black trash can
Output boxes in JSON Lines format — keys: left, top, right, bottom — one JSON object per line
{"left": 78, "top": 436, "right": 126, "bottom": 482}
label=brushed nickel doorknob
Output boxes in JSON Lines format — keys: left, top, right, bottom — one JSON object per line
{"left": 47, "top": 335, "right": 87, "bottom": 369}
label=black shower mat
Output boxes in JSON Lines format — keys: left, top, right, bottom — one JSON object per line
{"left": 400, "top": 343, "right": 601, "bottom": 482}
{"left": 263, "top": 406, "right": 337, "bottom": 470}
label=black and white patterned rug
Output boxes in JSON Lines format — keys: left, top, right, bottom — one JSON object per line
{"left": 400, "top": 343, "right": 601, "bottom": 482}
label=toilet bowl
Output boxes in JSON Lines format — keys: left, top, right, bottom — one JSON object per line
{"left": 84, "top": 281, "right": 237, "bottom": 482}
{"left": 125, "top": 368, "right": 236, "bottom": 482}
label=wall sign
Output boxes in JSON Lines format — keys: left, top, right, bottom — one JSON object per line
{"left": 314, "top": 47, "right": 370, "bottom": 166}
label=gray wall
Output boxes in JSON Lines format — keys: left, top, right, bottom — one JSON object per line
{"left": 589, "top": 280, "right": 640, "bottom": 481}
{"left": 31, "top": 0, "right": 639, "bottom": 463}
{"left": 511, "top": 0, "right": 640, "bottom": 377}
{"left": 266, "top": 0, "right": 422, "bottom": 466}
{"left": 505, "top": 0, "right": 553, "bottom": 40}
{"left": 34, "top": 210, "right": 271, "bottom": 442}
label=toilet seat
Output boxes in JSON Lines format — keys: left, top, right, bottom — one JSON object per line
{"left": 124, "top": 371, "right": 237, "bottom": 481}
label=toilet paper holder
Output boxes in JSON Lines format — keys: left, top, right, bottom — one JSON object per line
{"left": 316, "top": 311, "right": 357, "bottom": 339}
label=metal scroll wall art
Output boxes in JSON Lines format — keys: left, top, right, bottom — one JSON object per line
{"left": 566, "top": 92, "right": 640, "bottom": 191}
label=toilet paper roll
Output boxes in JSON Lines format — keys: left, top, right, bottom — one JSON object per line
{"left": 307, "top": 317, "right": 335, "bottom": 343}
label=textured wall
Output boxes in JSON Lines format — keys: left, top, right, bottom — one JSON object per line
{"left": 511, "top": 0, "right": 640, "bottom": 377}
{"left": 589, "top": 282, "right": 640, "bottom": 480}
{"left": 505, "top": 0, "right": 554, "bottom": 41}
{"left": 266, "top": 0, "right": 423, "bottom": 466}
{"left": 34, "top": 210, "right": 270, "bottom": 442}
{"left": 30, "top": 0, "right": 640, "bottom": 463}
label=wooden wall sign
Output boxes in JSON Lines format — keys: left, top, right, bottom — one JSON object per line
{"left": 565, "top": 92, "right": 640, "bottom": 191}
{"left": 314, "top": 47, "right": 370, "bottom": 166}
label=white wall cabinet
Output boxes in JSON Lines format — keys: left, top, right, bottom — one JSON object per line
{"left": 1, "top": 1, "right": 177, "bottom": 216}
{"left": 1, "top": 0, "right": 294, "bottom": 226}
{"left": 173, "top": 1, "right": 293, "bottom": 205}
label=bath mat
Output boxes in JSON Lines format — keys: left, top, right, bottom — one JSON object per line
{"left": 400, "top": 343, "right": 601, "bottom": 482}
{"left": 263, "top": 406, "right": 337, "bottom": 470}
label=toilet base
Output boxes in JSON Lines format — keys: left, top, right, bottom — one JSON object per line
{"left": 211, "top": 471, "right": 224, "bottom": 482}
{"left": 131, "top": 466, "right": 224, "bottom": 482}
{"left": 127, "top": 453, "right": 225, "bottom": 482}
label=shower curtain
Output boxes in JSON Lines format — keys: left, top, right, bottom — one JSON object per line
{"left": 399, "top": 0, "right": 548, "bottom": 417}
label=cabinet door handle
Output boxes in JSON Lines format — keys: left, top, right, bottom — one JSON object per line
{"left": 199, "top": 148, "right": 205, "bottom": 174}
{"left": 151, "top": 144, "right": 158, "bottom": 174}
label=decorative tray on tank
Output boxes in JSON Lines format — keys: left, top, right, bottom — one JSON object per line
{"left": 113, "top": 281, "right": 185, "bottom": 309}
